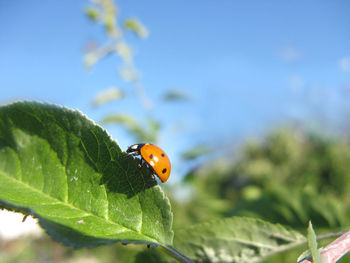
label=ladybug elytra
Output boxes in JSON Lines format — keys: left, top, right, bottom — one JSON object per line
{"left": 126, "top": 143, "right": 171, "bottom": 183}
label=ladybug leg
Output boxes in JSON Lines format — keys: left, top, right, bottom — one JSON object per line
{"left": 138, "top": 158, "right": 143, "bottom": 168}
{"left": 127, "top": 150, "right": 143, "bottom": 167}
{"left": 137, "top": 158, "right": 145, "bottom": 169}
{"left": 147, "top": 166, "right": 156, "bottom": 181}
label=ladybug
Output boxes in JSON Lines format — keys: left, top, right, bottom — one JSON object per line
{"left": 126, "top": 143, "right": 171, "bottom": 183}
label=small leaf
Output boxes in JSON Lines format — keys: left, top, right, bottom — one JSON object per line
{"left": 307, "top": 221, "right": 322, "bottom": 263}
{"left": 0, "top": 101, "right": 173, "bottom": 247}
{"left": 84, "top": 53, "right": 99, "bottom": 68}
{"left": 91, "top": 87, "right": 125, "bottom": 107}
{"left": 100, "top": 113, "right": 147, "bottom": 140}
{"left": 119, "top": 68, "right": 139, "bottom": 82}
{"left": 85, "top": 7, "right": 100, "bottom": 21}
{"left": 104, "top": 13, "right": 118, "bottom": 37}
{"left": 163, "top": 90, "right": 190, "bottom": 102}
{"left": 123, "top": 18, "right": 149, "bottom": 39}
{"left": 101, "top": 114, "right": 159, "bottom": 143}
{"left": 115, "top": 42, "right": 133, "bottom": 61}
{"left": 174, "top": 217, "right": 306, "bottom": 263}
{"left": 181, "top": 144, "right": 211, "bottom": 161}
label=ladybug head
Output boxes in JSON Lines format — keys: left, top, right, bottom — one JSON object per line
{"left": 126, "top": 143, "right": 145, "bottom": 153}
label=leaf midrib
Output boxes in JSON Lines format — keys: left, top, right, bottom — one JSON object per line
{"left": 200, "top": 235, "right": 303, "bottom": 250}
{"left": 0, "top": 170, "right": 158, "bottom": 243}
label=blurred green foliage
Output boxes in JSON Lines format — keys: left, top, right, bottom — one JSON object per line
{"left": 162, "top": 89, "right": 191, "bottom": 102}
{"left": 0, "top": 235, "right": 165, "bottom": 263}
{"left": 178, "top": 128, "right": 350, "bottom": 233}
{"left": 85, "top": 0, "right": 152, "bottom": 110}
{"left": 91, "top": 87, "right": 125, "bottom": 107}
{"left": 101, "top": 113, "right": 160, "bottom": 142}
{"left": 123, "top": 18, "right": 148, "bottom": 39}
{"left": 86, "top": 0, "right": 162, "bottom": 143}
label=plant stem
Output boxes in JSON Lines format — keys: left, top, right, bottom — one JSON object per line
{"left": 159, "top": 245, "right": 194, "bottom": 263}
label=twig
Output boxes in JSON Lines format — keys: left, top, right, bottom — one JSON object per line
{"left": 159, "top": 245, "right": 194, "bottom": 263}
{"left": 300, "top": 231, "right": 350, "bottom": 263}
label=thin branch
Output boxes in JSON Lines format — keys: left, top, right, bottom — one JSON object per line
{"left": 159, "top": 245, "right": 194, "bottom": 263}
{"left": 300, "top": 231, "right": 350, "bottom": 263}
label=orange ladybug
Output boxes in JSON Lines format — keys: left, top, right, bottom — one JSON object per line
{"left": 126, "top": 143, "right": 171, "bottom": 183}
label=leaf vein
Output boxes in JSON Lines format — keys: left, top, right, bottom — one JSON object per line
{"left": 1, "top": 171, "right": 157, "bottom": 242}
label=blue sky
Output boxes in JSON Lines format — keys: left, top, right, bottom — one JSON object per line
{"left": 1, "top": 0, "right": 350, "bottom": 180}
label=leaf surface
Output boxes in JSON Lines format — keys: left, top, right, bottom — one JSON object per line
{"left": 307, "top": 221, "right": 321, "bottom": 263}
{"left": 0, "top": 101, "right": 173, "bottom": 247}
{"left": 174, "top": 217, "right": 306, "bottom": 263}
{"left": 123, "top": 18, "right": 149, "bottom": 38}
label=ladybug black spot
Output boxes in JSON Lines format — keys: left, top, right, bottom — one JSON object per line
{"left": 161, "top": 153, "right": 165, "bottom": 157}
{"left": 149, "top": 154, "right": 154, "bottom": 159}
{"left": 162, "top": 168, "right": 167, "bottom": 174}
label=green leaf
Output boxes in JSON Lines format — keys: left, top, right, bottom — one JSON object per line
{"left": 84, "top": 53, "right": 99, "bottom": 68}
{"left": 100, "top": 113, "right": 159, "bottom": 143}
{"left": 115, "top": 42, "right": 133, "bottom": 61}
{"left": 118, "top": 67, "right": 139, "bottom": 82}
{"left": 104, "top": 13, "right": 118, "bottom": 37}
{"left": 174, "top": 217, "right": 306, "bottom": 263}
{"left": 0, "top": 101, "right": 173, "bottom": 247}
{"left": 307, "top": 221, "right": 322, "bottom": 263}
{"left": 123, "top": 18, "right": 149, "bottom": 38}
{"left": 163, "top": 90, "right": 190, "bottom": 102}
{"left": 91, "top": 87, "right": 125, "bottom": 107}
{"left": 85, "top": 7, "right": 100, "bottom": 21}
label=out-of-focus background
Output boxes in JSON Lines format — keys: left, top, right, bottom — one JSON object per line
{"left": 1, "top": 0, "right": 350, "bottom": 262}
